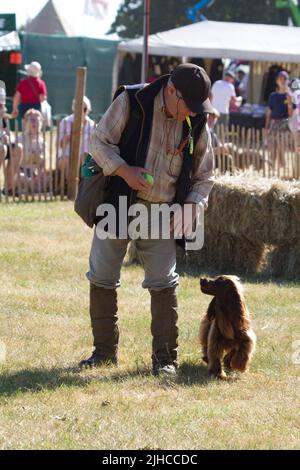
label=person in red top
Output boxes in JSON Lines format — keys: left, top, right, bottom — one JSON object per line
{"left": 11, "top": 61, "right": 47, "bottom": 119}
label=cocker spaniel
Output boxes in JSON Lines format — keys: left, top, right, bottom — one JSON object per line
{"left": 199, "top": 275, "right": 256, "bottom": 379}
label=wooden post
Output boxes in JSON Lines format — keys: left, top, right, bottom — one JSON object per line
{"left": 68, "top": 67, "right": 87, "bottom": 200}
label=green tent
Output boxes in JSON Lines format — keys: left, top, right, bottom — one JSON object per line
{"left": 19, "top": 33, "right": 119, "bottom": 121}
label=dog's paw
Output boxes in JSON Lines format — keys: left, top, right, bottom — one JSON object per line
{"left": 223, "top": 354, "right": 233, "bottom": 371}
{"left": 209, "top": 369, "right": 227, "bottom": 380}
{"left": 230, "top": 353, "right": 249, "bottom": 372}
{"left": 218, "top": 370, "right": 228, "bottom": 381}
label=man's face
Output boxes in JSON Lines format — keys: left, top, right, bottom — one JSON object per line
{"left": 225, "top": 74, "right": 235, "bottom": 84}
{"left": 166, "top": 84, "right": 197, "bottom": 122}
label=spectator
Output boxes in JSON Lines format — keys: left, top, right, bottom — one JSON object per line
{"left": 11, "top": 61, "right": 47, "bottom": 119}
{"left": 0, "top": 81, "right": 22, "bottom": 195}
{"left": 207, "top": 107, "right": 233, "bottom": 173}
{"left": 58, "top": 96, "right": 95, "bottom": 178}
{"left": 0, "top": 81, "right": 8, "bottom": 166}
{"left": 211, "top": 70, "right": 242, "bottom": 127}
{"left": 207, "top": 107, "right": 220, "bottom": 147}
{"left": 20, "top": 109, "right": 45, "bottom": 171}
{"left": 289, "top": 77, "right": 300, "bottom": 134}
{"left": 265, "top": 71, "right": 294, "bottom": 167}
{"left": 236, "top": 69, "right": 248, "bottom": 104}
{"left": 18, "top": 109, "right": 46, "bottom": 192}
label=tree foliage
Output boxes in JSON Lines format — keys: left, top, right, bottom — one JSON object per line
{"left": 109, "top": 0, "right": 289, "bottom": 38}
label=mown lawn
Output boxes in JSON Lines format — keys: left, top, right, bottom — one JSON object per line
{"left": 0, "top": 201, "right": 299, "bottom": 450}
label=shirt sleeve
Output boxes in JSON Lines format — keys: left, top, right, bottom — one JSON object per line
{"left": 185, "top": 123, "right": 215, "bottom": 207}
{"left": 230, "top": 83, "right": 236, "bottom": 97}
{"left": 16, "top": 80, "right": 23, "bottom": 94}
{"left": 91, "top": 90, "right": 130, "bottom": 176}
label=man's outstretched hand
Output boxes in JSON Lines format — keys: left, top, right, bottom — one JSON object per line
{"left": 115, "top": 164, "right": 153, "bottom": 191}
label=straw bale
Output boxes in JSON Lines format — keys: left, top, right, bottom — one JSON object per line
{"left": 187, "top": 227, "right": 266, "bottom": 275}
{"left": 269, "top": 243, "right": 300, "bottom": 279}
{"left": 206, "top": 175, "right": 300, "bottom": 244}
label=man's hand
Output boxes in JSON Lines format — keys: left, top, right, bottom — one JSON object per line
{"left": 10, "top": 110, "right": 18, "bottom": 119}
{"left": 170, "top": 202, "right": 199, "bottom": 238}
{"left": 114, "top": 164, "right": 153, "bottom": 191}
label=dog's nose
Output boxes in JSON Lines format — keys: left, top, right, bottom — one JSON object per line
{"left": 200, "top": 278, "right": 207, "bottom": 286}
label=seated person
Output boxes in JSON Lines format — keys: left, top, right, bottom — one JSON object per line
{"left": 19, "top": 108, "right": 45, "bottom": 174}
{"left": 0, "top": 87, "right": 22, "bottom": 195}
{"left": 58, "top": 96, "right": 95, "bottom": 179}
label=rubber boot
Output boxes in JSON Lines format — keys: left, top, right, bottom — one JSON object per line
{"left": 149, "top": 286, "right": 179, "bottom": 375}
{"left": 80, "top": 283, "right": 119, "bottom": 368}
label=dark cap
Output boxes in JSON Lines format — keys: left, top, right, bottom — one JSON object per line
{"left": 170, "top": 63, "right": 213, "bottom": 114}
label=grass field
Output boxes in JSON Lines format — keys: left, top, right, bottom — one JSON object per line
{"left": 0, "top": 201, "right": 299, "bottom": 450}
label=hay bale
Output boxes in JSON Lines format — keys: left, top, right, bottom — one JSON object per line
{"left": 266, "top": 181, "right": 300, "bottom": 244}
{"left": 269, "top": 243, "right": 300, "bottom": 279}
{"left": 205, "top": 174, "right": 271, "bottom": 244}
{"left": 205, "top": 174, "right": 300, "bottom": 245}
{"left": 187, "top": 228, "right": 266, "bottom": 275}
{"left": 186, "top": 175, "right": 300, "bottom": 278}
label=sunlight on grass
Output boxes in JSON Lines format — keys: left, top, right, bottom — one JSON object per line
{"left": 0, "top": 201, "right": 299, "bottom": 449}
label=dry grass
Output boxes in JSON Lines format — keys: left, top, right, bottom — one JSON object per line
{"left": 0, "top": 201, "right": 299, "bottom": 450}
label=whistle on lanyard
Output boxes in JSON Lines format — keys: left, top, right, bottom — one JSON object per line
{"left": 185, "top": 116, "right": 194, "bottom": 155}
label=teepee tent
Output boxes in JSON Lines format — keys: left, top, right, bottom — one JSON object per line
{"left": 26, "top": 0, "right": 118, "bottom": 39}
{"left": 26, "top": 0, "right": 75, "bottom": 36}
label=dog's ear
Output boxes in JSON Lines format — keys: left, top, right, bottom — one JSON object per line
{"left": 207, "top": 297, "right": 216, "bottom": 320}
{"left": 223, "top": 281, "right": 247, "bottom": 326}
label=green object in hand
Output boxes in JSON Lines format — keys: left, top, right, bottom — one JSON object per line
{"left": 143, "top": 173, "right": 154, "bottom": 185}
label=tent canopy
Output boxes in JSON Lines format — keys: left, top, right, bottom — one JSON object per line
{"left": 0, "top": 31, "right": 20, "bottom": 52}
{"left": 118, "top": 20, "right": 300, "bottom": 63}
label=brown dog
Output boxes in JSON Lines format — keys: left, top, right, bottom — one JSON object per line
{"left": 199, "top": 275, "right": 256, "bottom": 379}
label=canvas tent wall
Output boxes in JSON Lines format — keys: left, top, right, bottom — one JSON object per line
{"left": 117, "top": 20, "right": 300, "bottom": 103}
{"left": 19, "top": 33, "right": 118, "bottom": 119}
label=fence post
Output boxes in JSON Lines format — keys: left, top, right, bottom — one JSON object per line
{"left": 68, "top": 67, "right": 87, "bottom": 200}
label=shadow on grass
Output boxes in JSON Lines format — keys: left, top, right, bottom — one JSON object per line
{"left": 0, "top": 361, "right": 216, "bottom": 396}
{"left": 176, "top": 362, "right": 211, "bottom": 386}
{"left": 0, "top": 366, "right": 90, "bottom": 396}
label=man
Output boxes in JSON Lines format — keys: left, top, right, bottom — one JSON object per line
{"left": 0, "top": 81, "right": 23, "bottom": 195}
{"left": 211, "top": 70, "right": 242, "bottom": 127}
{"left": 0, "top": 81, "right": 8, "bottom": 168}
{"left": 236, "top": 69, "right": 248, "bottom": 104}
{"left": 81, "top": 64, "right": 215, "bottom": 376}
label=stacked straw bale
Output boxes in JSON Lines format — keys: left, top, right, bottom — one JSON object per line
{"left": 187, "top": 174, "right": 300, "bottom": 279}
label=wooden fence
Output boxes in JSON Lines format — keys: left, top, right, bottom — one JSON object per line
{"left": 0, "top": 118, "right": 94, "bottom": 203}
{"left": 214, "top": 124, "right": 300, "bottom": 180}
{"left": 0, "top": 120, "right": 299, "bottom": 203}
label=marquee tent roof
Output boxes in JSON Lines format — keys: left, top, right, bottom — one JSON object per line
{"left": 118, "top": 20, "right": 300, "bottom": 63}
